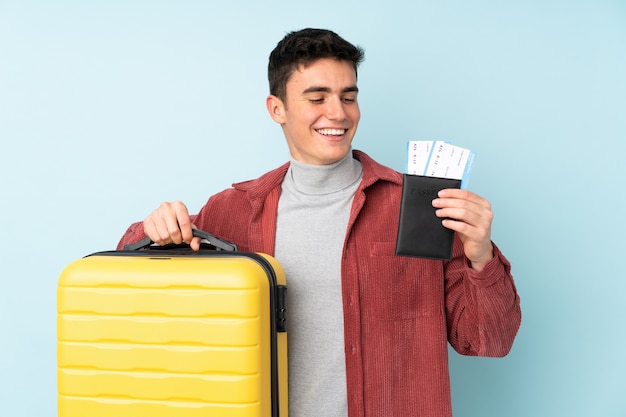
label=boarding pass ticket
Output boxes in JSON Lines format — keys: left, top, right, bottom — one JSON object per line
{"left": 406, "top": 140, "right": 476, "bottom": 189}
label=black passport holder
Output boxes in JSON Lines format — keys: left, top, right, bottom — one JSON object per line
{"left": 395, "top": 174, "right": 461, "bottom": 260}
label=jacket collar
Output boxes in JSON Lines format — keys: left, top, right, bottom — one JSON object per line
{"left": 232, "top": 149, "right": 402, "bottom": 200}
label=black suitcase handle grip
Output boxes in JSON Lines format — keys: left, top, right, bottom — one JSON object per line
{"left": 123, "top": 228, "right": 238, "bottom": 252}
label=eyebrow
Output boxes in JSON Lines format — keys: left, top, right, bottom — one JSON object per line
{"left": 302, "top": 85, "right": 359, "bottom": 94}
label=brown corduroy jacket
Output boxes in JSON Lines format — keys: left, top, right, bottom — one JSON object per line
{"left": 118, "top": 149, "right": 522, "bottom": 417}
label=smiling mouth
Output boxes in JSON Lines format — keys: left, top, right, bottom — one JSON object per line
{"left": 316, "top": 128, "right": 346, "bottom": 136}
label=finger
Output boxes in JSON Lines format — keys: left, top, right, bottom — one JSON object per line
{"left": 144, "top": 201, "right": 190, "bottom": 245}
{"left": 189, "top": 236, "right": 202, "bottom": 251}
{"left": 442, "top": 217, "right": 494, "bottom": 267}
{"left": 433, "top": 193, "right": 493, "bottom": 226}
{"left": 170, "top": 202, "right": 193, "bottom": 244}
{"left": 157, "top": 202, "right": 187, "bottom": 244}
{"left": 441, "top": 217, "right": 491, "bottom": 242}
{"left": 143, "top": 208, "right": 176, "bottom": 245}
{"left": 438, "top": 204, "right": 493, "bottom": 245}
{"left": 143, "top": 216, "right": 160, "bottom": 244}
{"left": 435, "top": 205, "right": 493, "bottom": 229}
{"left": 436, "top": 189, "right": 491, "bottom": 209}
{"left": 187, "top": 224, "right": 200, "bottom": 251}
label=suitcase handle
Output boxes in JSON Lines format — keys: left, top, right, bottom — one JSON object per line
{"left": 123, "top": 228, "right": 238, "bottom": 252}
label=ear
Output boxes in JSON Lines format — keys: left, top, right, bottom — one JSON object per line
{"left": 266, "top": 94, "right": 286, "bottom": 124}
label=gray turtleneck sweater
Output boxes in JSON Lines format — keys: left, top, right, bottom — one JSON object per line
{"left": 274, "top": 152, "right": 363, "bottom": 417}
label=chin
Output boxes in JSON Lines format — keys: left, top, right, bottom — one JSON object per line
{"left": 322, "top": 149, "right": 352, "bottom": 165}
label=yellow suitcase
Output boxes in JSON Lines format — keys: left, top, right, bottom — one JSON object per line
{"left": 57, "top": 230, "right": 288, "bottom": 417}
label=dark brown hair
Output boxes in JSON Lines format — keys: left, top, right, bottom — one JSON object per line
{"left": 268, "top": 28, "right": 365, "bottom": 101}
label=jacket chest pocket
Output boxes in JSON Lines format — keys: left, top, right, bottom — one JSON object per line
{"left": 361, "top": 242, "right": 445, "bottom": 320}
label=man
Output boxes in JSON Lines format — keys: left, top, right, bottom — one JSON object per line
{"left": 118, "top": 28, "right": 521, "bottom": 417}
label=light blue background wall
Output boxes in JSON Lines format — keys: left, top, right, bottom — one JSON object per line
{"left": 1, "top": 1, "right": 625, "bottom": 416}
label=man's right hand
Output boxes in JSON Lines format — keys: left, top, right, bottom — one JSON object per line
{"left": 143, "top": 201, "right": 201, "bottom": 250}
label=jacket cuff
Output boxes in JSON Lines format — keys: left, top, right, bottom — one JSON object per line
{"left": 465, "top": 242, "right": 512, "bottom": 287}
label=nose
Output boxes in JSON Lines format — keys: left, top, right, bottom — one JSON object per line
{"left": 325, "top": 97, "right": 347, "bottom": 121}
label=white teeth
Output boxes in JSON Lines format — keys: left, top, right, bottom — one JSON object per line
{"left": 317, "top": 128, "right": 345, "bottom": 136}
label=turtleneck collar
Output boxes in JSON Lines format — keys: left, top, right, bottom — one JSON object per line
{"left": 286, "top": 150, "right": 363, "bottom": 195}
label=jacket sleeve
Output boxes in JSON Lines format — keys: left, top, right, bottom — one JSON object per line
{"left": 444, "top": 237, "right": 521, "bottom": 357}
{"left": 116, "top": 221, "right": 147, "bottom": 250}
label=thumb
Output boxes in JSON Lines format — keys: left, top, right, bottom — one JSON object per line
{"left": 190, "top": 236, "right": 202, "bottom": 251}
{"left": 189, "top": 224, "right": 200, "bottom": 251}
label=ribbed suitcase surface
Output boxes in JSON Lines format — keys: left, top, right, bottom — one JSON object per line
{"left": 57, "top": 250, "right": 287, "bottom": 417}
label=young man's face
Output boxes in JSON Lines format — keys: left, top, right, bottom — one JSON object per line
{"left": 266, "top": 58, "right": 360, "bottom": 165}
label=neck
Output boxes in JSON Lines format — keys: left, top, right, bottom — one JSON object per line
{"left": 288, "top": 151, "right": 362, "bottom": 195}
